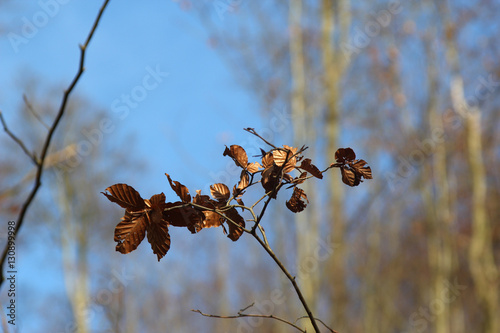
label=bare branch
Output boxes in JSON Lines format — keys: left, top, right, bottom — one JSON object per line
{"left": 296, "top": 315, "right": 338, "bottom": 333}
{"left": 192, "top": 308, "right": 306, "bottom": 332}
{"left": 23, "top": 94, "right": 50, "bottom": 130}
{"left": 0, "top": 0, "right": 112, "bottom": 287}
{"left": 244, "top": 127, "right": 277, "bottom": 148}
{"left": 0, "top": 111, "right": 39, "bottom": 165}
{"left": 250, "top": 230, "right": 320, "bottom": 332}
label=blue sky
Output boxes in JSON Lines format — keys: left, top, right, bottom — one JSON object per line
{"left": 1, "top": 1, "right": 271, "bottom": 332}
{"left": 1, "top": 1, "right": 267, "bottom": 191}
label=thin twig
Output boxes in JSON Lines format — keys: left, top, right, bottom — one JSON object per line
{"left": 244, "top": 127, "right": 277, "bottom": 148}
{"left": 192, "top": 309, "right": 306, "bottom": 332}
{"left": 251, "top": 194, "right": 274, "bottom": 233}
{"left": 0, "top": 0, "right": 111, "bottom": 287}
{"left": 257, "top": 224, "right": 269, "bottom": 246}
{"left": 174, "top": 201, "right": 253, "bottom": 234}
{"left": 0, "top": 111, "right": 38, "bottom": 165}
{"left": 239, "top": 302, "right": 255, "bottom": 312}
{"left": 251, "top": 182, "right": 285, "bottom": 233}
{"left": 251, "top": 231, "right": 321, "bottom": 332}
{"left": 296, "top": 315, "right": 338, "bottom": 332}
{"left": 23, "top": 94, "right": 50, "bottom": 130}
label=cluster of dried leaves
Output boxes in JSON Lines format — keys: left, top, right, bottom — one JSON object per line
{"left": 102, "top": 132, "right": 372, "bottom": 261}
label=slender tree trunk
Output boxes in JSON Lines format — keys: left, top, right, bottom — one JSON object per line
{"left": 424, "top": 28, "right": 455, "bottom": 333}
{"left": 362, "top": 214, "right": 381, "bottom": 333}
{"left": 59, "top": 173, "right": 89, "bottom": 333}
{"left": 321, "top": 0, "right": 350, "bottom": 328}
{"left": 463, "top": 107, "right": 499, "bottom": 333}
{"left": 289, "top": 2, "right": 319, "bottom": 329}
{"left": 439, "top": 3, "right": 499, "bottom": 331}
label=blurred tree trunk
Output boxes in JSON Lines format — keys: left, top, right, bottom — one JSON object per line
{"left": 439, "top": 3, "right": 499, "bottom": 332}
{"left": 215, "top": 237, "right": 231, "bottom": 333}
{"left": 361, "top": 213, "right": 382, "bottom": 333}
{"left": 289, "top": 1, "right": 319, "bottom": 329}
{"left": 321, "top": 0, "right": 350, "bottom": 329}
{"left": 462, "top": 87, "right": 499, "bottom": 333}
{"left": 423, "top": 28, "right": 455, "bottom": 333}
{"left": 59, "top": 171, "right": 89, "bottom": 333}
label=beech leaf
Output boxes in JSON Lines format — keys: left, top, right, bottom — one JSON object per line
{"left": 299, "top": 158, "right": 323, "bottom": 179}
{"left": 272, "top": 145, "right": 297, "bottom": 173}
{"left": 237, "top": 171, "right": 249, "bottom": 191}
{"left": 102, "top": 184, "right": 145, "bottom": 211}
{"left": 247, "top": 161, "right": 261, "bottom": 173}
{"left": 146, "top": 219, "right": 171, "bottom": 261}
{"left": 353, "top": 160, "right": 373, "bottom": 179}
{"left": 201, "top": 210, "right": 224, "bottom": 228}
{"left": 165, "top": 173, "right": 191, "bottom": 203}
{"left": 261, "top": 152, "right": 274, "bottom": 168}
{"left": 114, "top": 211, "right": 148, "bottom": 254}
{"left": 210, "top": 183, "right": 230, "bottom": 201}
{"left": 341, "top": 167, "right": 362, "bottom": 186}
{"left": 164, "top": 202, "right": 204, "bottom": 233}
{"left": 261, "top": 165, "right": 280, "bottom": 199}
{"left": 286, "top": 187, "right": 309, "bottom": 213}
{"left": 225, "top": 207, "right": 245, "bottom": 241}
{"left": 223, "top": 145, "right": 248, "bottom": 168}
{"left": 335, "top": 147, "right": 356, "bottom": 163}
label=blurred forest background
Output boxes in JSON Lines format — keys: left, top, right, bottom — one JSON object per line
{"left": 1, "top": 1, "right": 499, "bottom": 332}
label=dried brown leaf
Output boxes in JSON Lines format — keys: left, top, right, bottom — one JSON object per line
{"left": 236, "top": 198, "right": 244, "bottom": 208}
{"left": 299, "top": 158, "right": 323, "bottom": 179}
{"left": 353, "top": 160, "right": 373, "bottom": 179}
{"left": 165, "top": 173, "right": 191, "bottom": 203}
{"left": 225, "top": 207, "right": 245, "bottom": 241}
{"left": 292, "top": 172, "right": 308, "bottom": 185}
{"left": 164, "top": 201, "right": 204, "bottom": 233}
{"left": 285, "top": 187, "right": 309, "bottom": 213}
{"left": 261, "top": 165, "right": 280, "bottom": 198}
{"left": 102, "top": 184, "right": 145, "bottom": 211}
{"left": 335, "top": 147, "right": 356, "bottom": 163}
{"left": 114, "top": 211, "right": 148, "bottom": 254}
{"left": 223, "top": 145, "right": 248, "bottom": 168}
{"left": 193, "top": 191, "right": 216, "bottom": 208}
{"left": 246, "top": 161, "right": 261, "bottom": 174}
{"left": 273, "top": 145, "right": 297, "bottom": 173}
{"left": 340, "top": 167, "right": 358, "bottom": 186}
{"left": 237, "top": 171, "right": 249, "bottom": 191}
{"left": 261, "top": 152, "right": 274, "bottom": 168}
{"left": 210, "top": 183, "right": 230, "bottom": 201}
{"left": 146, "top": 217, "right": 170, "bottom": 261}
{"left": 332, "top": 148, "right": 373, "bottom": 186}
{"left": 146, "top": 193, "right": 166, "bottom": 209}
{"left": 201, "top": 210, "right": 224, "bottom": 228}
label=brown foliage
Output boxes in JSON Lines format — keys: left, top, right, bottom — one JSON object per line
{"left": 286, "top": 187, "right": 309, "bottom": 213}
{"left": 331, "top": 147, "right": 373, "bottom": 186}
{"left": 102, "top": 131, "right": 372, "bottom": 260}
